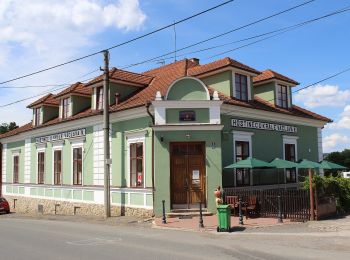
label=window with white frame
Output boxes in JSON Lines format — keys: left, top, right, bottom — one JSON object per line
{"left": 235, "top": 73, "right": 248, "bottom": 101}
{"left": 13, "top": 154, "right": 19, "bottom": 184}
{"left": 34, "top": 108, "right": 41, "bottom": 126}
{"left": 283, "top": 136, "right": 298, "bottom": 183}
{"left": 53, "top": 150, "right": 62, "bottom": 185}
{"left": 72, "top": 147, "right": 82, "bottom": 185}
{"left": 127, "top": 132, "right": 146, "bottom": 188}
{"left": 233, "top": 131, "right": 253, "bottom": 187}
{"left": 96, "top": 87, "right": 104, "bottom": 110}
{"left": 38, "top": 152, "right": 45, "bottom": 184}
{"left": 277, "top": 84, "right": 288, "bottom": 109}
{"left": 62, "top": 98, "right": 70, "bottom": 119}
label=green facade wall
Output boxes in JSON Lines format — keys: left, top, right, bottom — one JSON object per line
{"left": 202, "top": 71, "right": 232, "bottom": 97}
{"left": 42, "top": 106, "right": 59, "bottom": 123}
{"left": 221, "top": 115, "right": 319, "bottom": 186}
{"left": 71, "top": 96, "right": 91, "bottom": 116}
{"left": 6, "top": 140, "right": 25, "bottom": 183}
{"left": 110, "top": 83, "right": 139, "bottom": 105}
{"left": 111, "top": 117, "right": 153, "bottom": 187}
{"left": 166, "top": 108, "right": 209, "bottom": 124}
{"left": 253, "top": 82, "right": 275, "bottom": 104}
{"left": 167, "top": 78, "right": 208, "bottom": 100}
{"left": 153, "top": 130, "right": 222, "bottom": 216}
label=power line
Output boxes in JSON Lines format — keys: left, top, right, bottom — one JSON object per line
{"left": 293, "top": 67, "right": 350, "bottom": 94}
{"left": 0, "top": 74, "right": 99, "bottom": 108}
{"left": 0, "top": 69, "right": 100, "bottom": 89}
{"left": 120, "top": 0, "right": 316, "bottom": 70}
{"left": 260, "top": 67, "right": 350, "bottom": 105}
{"left": 0, "top": 0, "right": 234, "bottom": 86}
{"left": 159, "top": 6, "right": 350, "bottom": 62}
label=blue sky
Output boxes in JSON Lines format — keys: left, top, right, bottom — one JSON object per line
{"left": 0, "top": 0, "right": 349, "bottom": 152}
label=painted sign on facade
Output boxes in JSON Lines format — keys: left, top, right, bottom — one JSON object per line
{"left": 231, "top": 118, "right": 297, "bottom": 133}
{"left": 35, "top": 128, "right": 86, "bottom": 144}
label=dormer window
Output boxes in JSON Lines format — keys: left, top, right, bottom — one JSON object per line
{"left": 235, "top": 73, "right": 248, "bottom": 101}
{"left": 34, "top": 108, "right": 41, "bottom": 126}
{"left": 96, "top": 87, "right": 104, "bottom": 110}
{"left": 277, "top": 84, "right": 288, "bottom": 109}
{"left": 62, "top": 98, "right": 70, "bottom": 119}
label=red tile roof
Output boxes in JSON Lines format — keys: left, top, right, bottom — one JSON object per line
{"left": 85, "top": 68, "right": 153, "bottom": 87}
{"left": 188, "top": 57, "right": 260, "bottom": 76}
{"left": 253, "top": 69, "right": 299, "bottom": 85}
{"left": 111, "top": 59, "right": 196, "bottom": 111}
{"left": 0, "top": 57, "right": 331, "bottom": 139}
{"left": 55, "top": 82, "right": 91, "bottom": 98}
{"left": 27, "top": 93, "right": 59, "bottom": 108}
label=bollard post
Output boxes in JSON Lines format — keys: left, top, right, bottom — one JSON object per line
{"left": 162, "top": 200, "right": 167, "bottom": 224}
{"left": 278, "top": 195, "right": 283, "bottom": 223}
{"left": 199, "top": 202, "right": 204, "bottom": 228}
{"left": 238, "top": 198, "right": 243, "bottom": 225}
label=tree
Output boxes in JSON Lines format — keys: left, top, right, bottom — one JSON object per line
{"left": 325, "top": 149, "right": 350, "bottom": 169}
{"left": 0, "top": 122, "right": 18, "bottom": 134}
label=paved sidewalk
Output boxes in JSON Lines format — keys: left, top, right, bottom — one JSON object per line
{"left": 154, "top": 215, "right": 293, "bottom": 232}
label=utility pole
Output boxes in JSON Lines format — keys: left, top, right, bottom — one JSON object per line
{"left": 102, "top": 50, "right": 111, "bottom": 218}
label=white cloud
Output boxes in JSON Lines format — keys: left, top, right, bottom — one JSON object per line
{"left": 327, "top": 105, "right": 350, "bottom": 129}
{"left": 294, "top": 84, "right": 350, "bottom": 108}
{"left": 323, "top": 133, "right": 350, "bottom": 152}
{"left": 0, "top": 0, "right": 146, "bottom": 125}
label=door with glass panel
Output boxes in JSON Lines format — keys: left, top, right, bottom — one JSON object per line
{"left": 170, "top": 142, "right": 206, "bottom": 209}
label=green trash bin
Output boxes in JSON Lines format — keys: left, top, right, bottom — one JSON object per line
{"left": 217, "top": 205, "right": 231, "bottom": 232}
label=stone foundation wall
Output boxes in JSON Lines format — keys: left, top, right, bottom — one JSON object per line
{"left": 4, "top": 195, "right": 153, "bottom": 218}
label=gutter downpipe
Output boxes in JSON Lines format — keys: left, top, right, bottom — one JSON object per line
{"left": 146, "top": 102, "right": 155, "bottom": 216}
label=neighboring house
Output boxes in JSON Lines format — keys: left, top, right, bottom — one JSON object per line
{"left": 0, "top": 57, "right": 331, "bottom": 217}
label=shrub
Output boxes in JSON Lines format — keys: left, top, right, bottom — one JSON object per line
{"left": 303, "top": 175, "right": 350, "bottom": 213}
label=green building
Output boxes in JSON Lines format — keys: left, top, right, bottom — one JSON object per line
{"left": 0, "top": 57, "right": 331, "bottom": 217}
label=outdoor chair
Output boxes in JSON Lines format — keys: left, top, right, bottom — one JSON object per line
{"left": 225, "top": 195, "right": 239, "bottom": 215}
{"left": 243, "top": 196, "right": 258, "bottom": 219}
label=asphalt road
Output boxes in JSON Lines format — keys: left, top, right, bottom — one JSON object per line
{"left": 1, "top": 215, "right": 350, "bottom": 260}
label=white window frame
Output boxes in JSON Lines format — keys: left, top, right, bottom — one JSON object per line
{"left": 275, "top": 83, "right": 291, "bottom": 109}
{"left": 36, "top": 147, "right": 46, "bottom": 184}
{"left": 232, "top": 131, "right": 254, "bottom": 186}
{"left": 282, "top": 135, "right": 299, "bottom": 184}
{"left": 232, "top": 72, "right": 252, "bottom": 101}
{"left": 12, "top": 150, "right": 21, "bottom": 184}
{"left": 52, "top": 142, "right": 63, "bottom": 185}
{"left": 126, "top": 132, "right": 146, "bottom": 188}
{"left": 71, "top": 140, "right": 84, "bottom": 186}
{"left": 61, "top": 97, "right": 71, "bottom": 119}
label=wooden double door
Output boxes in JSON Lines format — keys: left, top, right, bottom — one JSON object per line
{"left": 170, "top": 142, "right": 206, "bottom": 209}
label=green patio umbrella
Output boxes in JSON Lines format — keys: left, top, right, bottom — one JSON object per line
{"left": 269, "top": 158, "right": 299, "bottom": 188}
{"left": 297, "top": 159, "right": 323, "bottom": 169}
{"left": 296, "top": 159, "right": 325, "bottom": 221}
{"left": 269, "top": 158, "right": 299, "bottom": 168}
{"left": 224, "top": 157, "right": 274, "bottom": 169}
{"left": 320, "top": 160, "right": 347, "bottom": 170}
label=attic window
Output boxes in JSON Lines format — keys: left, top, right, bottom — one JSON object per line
{"left": 235, "top": 73, "right": 248, "bottom": 101}
{"left": 96, "top": 87, "right": 104, "bottom": 110}
{"left": 34, "top": 108, "right": 41, "bottom": 126}
{"left": 62, "top": 98, "right": 70, "bottom": 119}
{"left": 277, "top": 84, "right": 288, "bottom": 109}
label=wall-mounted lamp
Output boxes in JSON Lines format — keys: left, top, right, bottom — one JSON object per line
{"left": 160, "top": 135, "right": 164, "bottom": 142}
{"left": 211, "top": 142, "right": 216, "bottom": 149}
{"left": 186, "top": 133, "right": 191, "bottom": 139}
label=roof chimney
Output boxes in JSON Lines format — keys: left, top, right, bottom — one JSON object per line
{"left": 189, "top": 58, "right": 199, "bottom": 65}
{"left": 115, "top": 93, "right": 120, "bottom": 105}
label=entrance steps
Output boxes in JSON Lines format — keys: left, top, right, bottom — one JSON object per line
{"left": 166, "top": 209, "right": 213, "bottom": 218}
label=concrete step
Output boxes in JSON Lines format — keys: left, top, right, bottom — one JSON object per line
{"left": 166, "top": 210, "right": 213, "bottom": 218}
